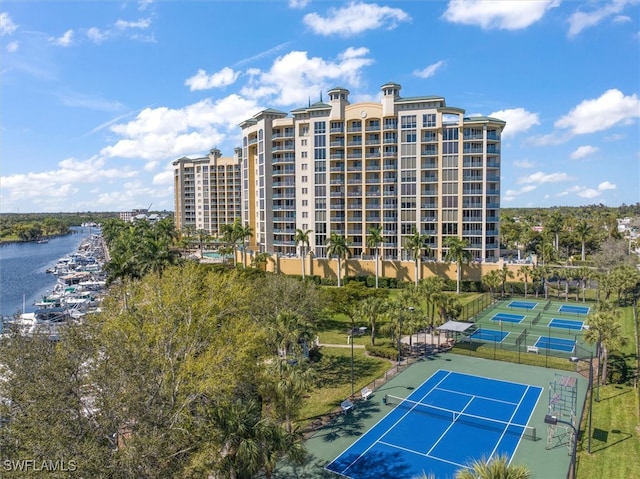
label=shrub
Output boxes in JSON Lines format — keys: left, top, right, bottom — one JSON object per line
{"left": 365, "top": 344, "right": 399, "bottom": 360}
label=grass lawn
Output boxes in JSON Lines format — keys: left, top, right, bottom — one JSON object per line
{"left": 297, "top": 346, "right": 390, "bottom": 423}
{"left": 576, "top": 304, "right": 640, "bottom": 479}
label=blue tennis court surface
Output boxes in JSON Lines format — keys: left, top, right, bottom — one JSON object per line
{"left": 470, "top": 329, "right": 509, "bottom": 343}
{"left": 559, "top": 305, "right": 590, "bottom": 315}
{"left": 491, "top": 312, "right": 525, "bottom": 324}
{"left": 534, "top": 336, "right": 575, "bottom": 352}
{"left": 326, "top": 370, "right": 542, "bottom": 479}
{"left": 508, "top": 300, "right": 538, "bottom": 310}
{"left": 548, "top": 318, "right": 584, "bottom": 331}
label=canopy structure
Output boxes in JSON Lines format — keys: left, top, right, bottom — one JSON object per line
{"left": 436, "top": 321, "right": 474, "bottom": 333}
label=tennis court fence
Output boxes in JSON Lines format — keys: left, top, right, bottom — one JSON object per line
{"left": 383, "top": 394, "right": 538, "bottom": 441}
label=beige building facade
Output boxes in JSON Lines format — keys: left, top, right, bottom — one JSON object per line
{"left": 239, "top": 83, "right": 505, "bottom": 262}
{"left": 172, "top": 148, "right": 242, "bottom": 236}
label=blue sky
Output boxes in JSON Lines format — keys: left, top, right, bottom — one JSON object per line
{"left": 1, "top": 0, "right": 639, "bottom": 213}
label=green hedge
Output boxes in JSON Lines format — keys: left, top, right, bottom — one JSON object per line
{"left": 365, "top": 344, "right": 399, "bottom": 360}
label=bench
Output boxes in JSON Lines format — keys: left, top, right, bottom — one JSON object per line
{"left": 527, "top": 346, "right": 539, "bottom": 354}
{"left": 361, "top": 387, "right": 372, "bottom": 400}
{"left": 341, "top": 399, "right": 354, "bottom": 414}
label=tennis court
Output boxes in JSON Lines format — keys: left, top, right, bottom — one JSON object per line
{"left": 558, "top": 305, "right": 590, "bottom": 315}
{"left": 508, "top": 300, "right": 538, "bottom": 310}
{"left": 469, "top": 328, "right": 509, "bottom": 343}
{"left": 491, "top": 312, "right": 525, "bottom": 324}
{"left": 534, "top": 336, "right": 575, "bottom": 353}
{"left": 548, "top": 318, "right": 584, "bottom": 331}
{"left": 325, "top": 370, "right": 542, "bottom": 479}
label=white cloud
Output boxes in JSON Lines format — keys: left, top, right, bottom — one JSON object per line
{"left": 185, "top": 67, "right": 241, "bottom": 91}
{"left": 240, "top": 48, "right": 374, "bottom": 106}
{"left": 577, "top": 188, "right": 601, "bottom": 198}
{"left": 0, "top": 12, "right": 18, "bottom": 36}
{"left": 303, "top": 2, "right": 410, "bottom": 37}
{"left": 102, "top": 95, "right": 260, "bottom": 161}
{"left": 50, "top": 29, "right": 74, "bottom": 47}
{"left": 115, "top": 18, "right": 151, "bottom": 30}
{"left": 569, "top": 145, "right": 599, "bottom": 159}
{"left": 503, "top": 184, "right": 538, "bottom": 202}
{"left": 613, "top": 15, "right": 632, "bottom": 24}
{"left": 6, "top": 40, "right": 18, "bottom": 53}
{"left": 568, "top": 0, "right": 634, "bottom": 37}
{"left": 87, "top": 27, "right": 108, "bottom": 44}
{"left": 0, "top": 157, "right": 138, "bottom": 211}
{"left": 289, "top": 0, "right": 310, "bottom": 8}
{"left": 413, "top": 60, "right": 445, "bottom": 79}
{"left": 489, "top": 107, "right": 540, "bottom": 137}
{"left": 442, "top": 0, "right": 559, "bottom": 30}
{"left": 598, "top": 181, "right": 617, "bottom": 191}
{"left": 517, "top": 171, "right": 574, "bottom": 184}
{"left": 555, "top": 89, "right": 640, "bottom": 134}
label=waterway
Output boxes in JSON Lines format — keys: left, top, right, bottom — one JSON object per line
{"left": 0, "top": 227, "right": 94, "bottom": 317}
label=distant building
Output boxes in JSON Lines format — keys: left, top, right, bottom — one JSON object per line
{"left": 120, "top": 208, "right": 150, "bottom": 222}
{"left": 172, "top": 148, "right": 242, "bottom": 236}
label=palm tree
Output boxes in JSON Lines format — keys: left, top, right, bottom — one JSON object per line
{"left": 583, "top": 303, "right": 628, "bottom": 386}
{"left": 517, "top": 265, "right": 532, "bottom": 298}
{"left": 220, "top": 222, "right": 237, "bottom": 266}
{"left": 482, "top": 270, "right": 502, "bottom": 300}
{"left": 405, "top": 227, "right": 430, "bottom": 288}
{"left": 419, "top": 276, "right": 446, "bottom": 344}
{"left": 326, "top": 233, "right": 350, "bottom": 287}
{"left": 294, "top": 228, "right": 312, "bottom": 279}
{"left": 546, "top": 211, "right": 564, "bottom": 253}
{"left": 574, "top": 219, "right": 593, "bottom": 262}
{"left": 357, "top": 296, "right": 386, "bottom": 346}
{"left": 498, "top": 264, "right": 515, "bottom": 297}
{"left": 366, "top": 225, "right": 384, "bottom": 288}
{"left": 234, "top": 220, "right": 253, "bottom": 268}
{"left": 455, "top": 455, "right": 531, "bottom": 479}
{"left": 251, "top": 252, "right": 271, "bottom": 270}
{"left": 444, "top": 237, "right": 472, "bottom": 294}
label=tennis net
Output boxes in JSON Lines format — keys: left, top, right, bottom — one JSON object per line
{"left": 383, "top": 394, "right": 537, "bottom": 441}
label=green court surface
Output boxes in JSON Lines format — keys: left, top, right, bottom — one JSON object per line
{"left": 466, "top": 299, "right": 596, "bottom": 361}
{"left": 275, "top": 353, "right": 587, "bottom": 479}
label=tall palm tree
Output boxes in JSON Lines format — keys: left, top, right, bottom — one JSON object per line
{"left": 517, "top": 265, "right": 532, "bottom": 297}
{"left": 419, "top": 276, "right": 446, "bottom": 344}
{"left": 356, "top": 296, "right": 387, "bottom": 346}
{"left": 498, "top": 264, "right": 515, "bottom": 297}
{"left": 234, "top": 220, "right": 253, "bottom": 268}
{"left": 455, "top": 455, "right": 531, "bottom": 479}
{"left": 366, "top": 225, "right": 384, "bottom": 288}
{"left": 574, "top": 219, "right": 593, "bottom": 261}
{"left": 220, "top": 222, "right": 237, "bottom": 266}
{"left": 326, "top": 233, "right": 350, "bottom": 287}
{"left": 546, "top": 211, "right": 564, "bottom": 253}
{"left": 294, "top": 228, "right": 312, "bottom": 279}
{"left": 405, "top": 227, "right": 430, "bottom": 288}
{"left": 583, "top": 303, "right": 628, "bottom": 386}
{"left": 251, "top": 252, "right": 271, "bottom": 270}
{"left": 444, "top": 237, "right": 472, "bottom": 294}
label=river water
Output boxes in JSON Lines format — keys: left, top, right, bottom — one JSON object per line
{"left": 0, "top": 227, "right": 94, "bottom": 317}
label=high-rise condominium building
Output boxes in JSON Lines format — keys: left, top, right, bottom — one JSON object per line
{"left": 239, "top": 83, "right": 505, "bottom": 262}
{"left": 172, "top": 148, "right": 242, "bottom": 236}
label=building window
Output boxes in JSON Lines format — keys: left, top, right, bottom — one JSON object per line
{"left": 302, "top": 176, "right": 308, "bottom": 182}
{"left": 302, "top": 187, "right": 308, "bottom": 194}
{"left": 301, "top": 163, "right": 308, "bottom": 170}
{"left": 302, "top": 200, "right": 308, "bottom": 206}
{"left": 401, "top": 115, "right": 417, "bottom": 129}
{"left": 423, "top": 114, "right": 436, "bottom": 128}
{"left": 302, "top": 212, "right": 308, "bottom": 218}
{"left": 301, "top": 151, "right": 308, "bottom": 158}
